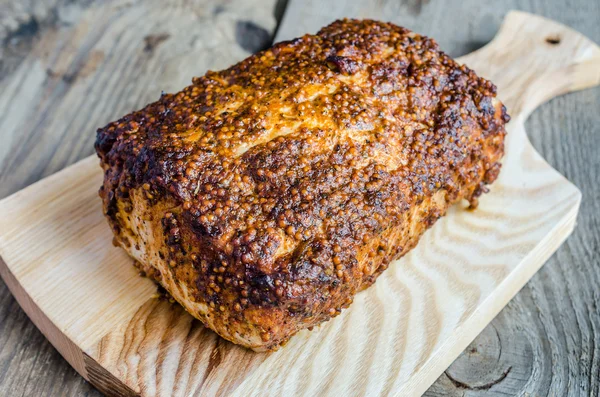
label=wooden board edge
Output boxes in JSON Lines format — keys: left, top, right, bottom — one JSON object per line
{"left": 83, "top": 353, "right": 140, "bottom": 397}
{"left": 0, "top": 254, "right": 144, "bottom": 396}
{"left": 405, "top": 191, "right": 582, "bottom": 396}
{"left": 0, "top": 255, "right": 88, "bottom": 379}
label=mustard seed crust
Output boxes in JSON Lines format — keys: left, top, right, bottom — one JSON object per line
{"left": 96, "top": 19, "right": 509, "bottom": 350}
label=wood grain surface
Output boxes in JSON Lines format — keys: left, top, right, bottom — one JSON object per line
{"left": 0, "top": 1, "right": 599, "bottom": 396}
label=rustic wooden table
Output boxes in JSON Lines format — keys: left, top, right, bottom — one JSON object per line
{"left": 0, "top": 0, "right": 598, "bottom": 395}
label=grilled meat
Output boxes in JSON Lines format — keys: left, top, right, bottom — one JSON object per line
{"left": 95, "top": 19, "right": 509, "bottom": 351}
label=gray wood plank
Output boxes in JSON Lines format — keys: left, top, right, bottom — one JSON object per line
{"left": 276, "top": 0, "right": 599, "bottom": 395}
{"left": 0, "top": 0, "right": 599, "bottom": 395}
{"left": 0, "top": 0, "right": 277, "bottom": 396}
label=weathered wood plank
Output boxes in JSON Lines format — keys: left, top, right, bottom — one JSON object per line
{"left": 0, "top": 1, "right": 277, "bottom": 396}
{"left": 274, "top": 0, "right": 600, "bottom": 395}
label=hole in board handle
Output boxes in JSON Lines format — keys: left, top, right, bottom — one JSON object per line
{"left": 545, "top": 35, "right": 561, "bottom": 45}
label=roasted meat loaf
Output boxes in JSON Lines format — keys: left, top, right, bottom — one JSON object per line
{"left": 95, "top": 19, "right": 509, "bottom": 351}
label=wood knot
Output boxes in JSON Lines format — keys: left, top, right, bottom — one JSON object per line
{"left": 444, "top": 324, "right": 522, "bottom": 391}
{"left": 545, "top": 35, "right": 561, "bottom": 45}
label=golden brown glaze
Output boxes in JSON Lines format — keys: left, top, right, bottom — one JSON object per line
{"left": 95, "top": 19, "right": 509, "bottom": 351}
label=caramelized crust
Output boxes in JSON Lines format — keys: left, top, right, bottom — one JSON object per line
{"left": 95, "top": 19, "right": 509, "bottom": 351}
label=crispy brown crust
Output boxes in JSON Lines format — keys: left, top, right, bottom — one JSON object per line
{"left": 95, "top": 19, "right": 509, "bottom": 350}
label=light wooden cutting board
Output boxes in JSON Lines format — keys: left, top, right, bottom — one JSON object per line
{"left": 0, "top": 11, "right": 599, "bottom": 397}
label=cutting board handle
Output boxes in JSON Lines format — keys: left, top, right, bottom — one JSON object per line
{"left": 459, "top": 11, "right": 600, "bottom": 121}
